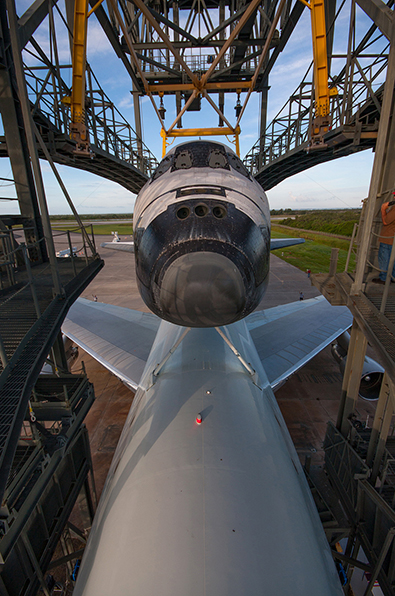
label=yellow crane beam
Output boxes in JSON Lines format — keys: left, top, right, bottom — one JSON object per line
{"left": 303, "top": 0, "right": 338, "bottom": 147}
{"left": 69, "top": 0, "right": 90, "bottom": 154}
{"left": 311, "top": 0, "right": 330, "bottom": 118}
{"left": 161, "top": 126, "right": 241, "bottom": 158}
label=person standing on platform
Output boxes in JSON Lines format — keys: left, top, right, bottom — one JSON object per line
{"left": 373, "top": 194, "right": 395, "bottom": 284}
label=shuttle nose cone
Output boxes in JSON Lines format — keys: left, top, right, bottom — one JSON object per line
{"left": 157, "top": 252, "right": 246, "bottom": 327}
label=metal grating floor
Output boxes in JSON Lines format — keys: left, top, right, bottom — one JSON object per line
{"left": 335, "top": 272, "right": 395, "bottom": 382}
{"left": 0, "top": 257, "right": 94, "bottom": 372}
{"left": 0, "top": 256, "right": 103, "bottom": 504}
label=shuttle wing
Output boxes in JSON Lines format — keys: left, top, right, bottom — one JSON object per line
{"left": 270, "top": 238, "right": 305, "bottom": 250}
{"left": 246, "top": 296, "right": 353, "bottom": 390}
{"left": 62, "top": 298, "right": 160, "bottom": 390}
{"left": 100, "top": 241, "right": 134, "bottom": 253}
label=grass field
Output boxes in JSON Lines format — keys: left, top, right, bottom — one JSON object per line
{"left": 279, "top": 209, "right": 360, "bottom": 236}
{"left": 52, "top": 223, "right": 133, "bottom": 237}
{"left": 271, "top": 230, "right": 355, "bottom": 273}
{"left": 52, "top": 221, "right": 354, "bottom": 274}
{"left": 271, "top": 225, "right": 352, "bottom": 251}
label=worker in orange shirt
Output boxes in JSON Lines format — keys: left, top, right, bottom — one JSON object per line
{"left": 372, "top": 194, "right": 395, "bottom": 284}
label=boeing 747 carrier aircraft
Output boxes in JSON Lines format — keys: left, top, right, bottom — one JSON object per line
{"left": 63, "top": 141, "right": 354, "bottom": 595}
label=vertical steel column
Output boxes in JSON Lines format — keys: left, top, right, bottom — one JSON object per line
{"left": 65, "top": 0, "right": 76, "bottom": 55}
{"left": 173, "top": 0, "right": 182, "bottom": 130}
{"left": 259, "top": 80, "right": 269, "bottom": 170}
{"left": 21, "top": 244, "right": 41, "bottom": 318}
{"left": 337, "top": 320, "right": 368, "bottom": 436}
{"left": 371, "top": 377, "right": 395, "bottom": 483}
{"left": 132, "top": 82, "right": 144, "bottom": 163}
{"left": 6, "top": 0, "right": 62, "bottom": 295}
{"left": 67, "top": 231, "right": 77, "bottom": 277}
{"left": 366, "top": 373, "right": 392, "bottom": 468}
{"left": 0, "top": 334, "right": 9, "bottom": 369}
{"left": 329, "top": 247, "right": 339, "bottom": 275}
{"left": 0, "top": 4, "right": 45, "bottom": 263}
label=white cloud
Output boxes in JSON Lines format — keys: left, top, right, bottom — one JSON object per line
{"left": 87, "top": 21, "right": 112, "bottom": 56}
{"left": 118, "top": 95, "right": 134, "bottom": 109}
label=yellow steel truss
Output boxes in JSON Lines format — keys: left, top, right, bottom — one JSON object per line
{"left": 161, "top": 126, "right": 241, "bottom": 158}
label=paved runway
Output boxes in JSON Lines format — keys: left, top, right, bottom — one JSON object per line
{"left": 66, "top": 234, "right": 376, "bottom": 499}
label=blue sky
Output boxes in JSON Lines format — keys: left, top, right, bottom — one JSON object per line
{"left": 0, "top": 0, "right": 382, "bottom": 215}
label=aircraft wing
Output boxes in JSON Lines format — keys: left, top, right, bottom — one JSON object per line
{"left": 63, "top": 296, "right": 352, "bottom": 393}
{"left": 270, "top": 238, "right": 304, "bottom": 250}
{"left": 62, "top": 298, "right": 160, "bottom": 390}
{"left": 246, "top": 296, "right": 353, "bottom": 390}
{"left": 100, "top": 241, "right": 134, "bottom": 253}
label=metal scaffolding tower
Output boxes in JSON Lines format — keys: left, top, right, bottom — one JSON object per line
{"left": 0, "top": 1, "right": 104, "bottom": 593}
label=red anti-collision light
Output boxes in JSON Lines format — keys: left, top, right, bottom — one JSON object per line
{"left": 196, "top": 414, "right": 202, "bottom": 425}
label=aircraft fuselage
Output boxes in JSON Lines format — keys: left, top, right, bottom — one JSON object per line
{"left": 73, "top": 321, "right": 343, "bottom": 595}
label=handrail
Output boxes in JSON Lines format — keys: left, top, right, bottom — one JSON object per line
{"left": 23, "top": 57, "right": 158, "bottom": 176}
{"left": 0, "top": 223, "right": 99, "bottom": 369}
{"left": 345, "top": 223, "right": 358, "bottom": 273}
{"left": 380, "top": 231, "right": 395, "bottom": 314}
{"left": 244, "top": 24, "right": 388, "bottom": 176}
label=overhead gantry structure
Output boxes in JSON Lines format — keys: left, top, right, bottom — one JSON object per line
{"left": 1, "top": 0, "right": 390, "bottom": 185}
{"left": 4, "top": 0, "right": 386, "bottom": 182}
{"left": 68, "top": 0, "right": 290, "bottom": 156}
{"left": 63, "top": 0, "right": 337, "bottom": 156}
{"left": 68, "top": 0, "right": 337, "bottom": 156}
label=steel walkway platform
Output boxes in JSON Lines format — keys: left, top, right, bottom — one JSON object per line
{"left": 0, "top": 255, "right": 104, "bottom": 506}
{"left": 311, "top": 271, "right": 395, "bottom": 384}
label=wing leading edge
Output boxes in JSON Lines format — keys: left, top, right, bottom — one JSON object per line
{"left": 270, "top": 238, "right": 305, "bottom": 250}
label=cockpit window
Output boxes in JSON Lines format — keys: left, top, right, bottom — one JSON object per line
{"left": 209, "top": 150, "right": 228, "bottom": 169}
{"left": 174, "top": 150, "right": 192, "bottom": 169}
{"left": 151, "top": 154, "right": 174, "bottom": 181}
{"left": 152, "top": 142, "right": 246, "bottom": 181}
{"left": 171, "top": 142, "right": 230, "bottom": 171}
{"left": 226, "top": 152, "right": 251, "bottom": 179}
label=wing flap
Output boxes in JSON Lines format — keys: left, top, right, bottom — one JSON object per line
{"left": 62, "top": 298, "right": 160, "bottom": 389}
